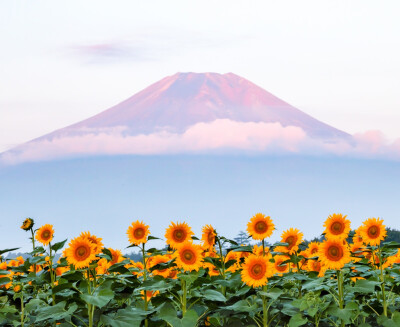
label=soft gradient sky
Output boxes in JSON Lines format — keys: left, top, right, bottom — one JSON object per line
{"left": 1, "top": 0, "right": 400, "bottom": 153}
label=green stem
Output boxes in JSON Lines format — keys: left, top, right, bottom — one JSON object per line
{"left": 262, "top": 285, "right": 268, "bottom": 327}
{"left": 142, "top": 244, "right": 148, "bottom": 327}
{"left": 30, "top": 229, "right": 37, "bottom": 277}
{"left": 378, "top": 247, "right": 388, "bottom": 317}
{"left": 49, "top": 243, "right": 56, "bottom": 305}
{"left": 216, "top": 237, "right": 226, "bottom": 296}
{"left": 86, "top": 269, "right": 93, "bottom": 327}
{"left": 182, "top": 278, "right": 187, "bottom": 316}
{"left": 337, "top": 270, "right": 345, "bottom": 327}
{"left": 20, "top": 292, "right": 24, "bottom": 327}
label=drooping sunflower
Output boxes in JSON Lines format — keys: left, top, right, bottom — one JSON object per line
{"left": 201, "top": 225, "right": 216, "bottom": 250}
{"left": 359, "top": 217, "right": 387, "bottom": 246}
{"left": 65, "top": 236, "right": 97, "bottom": 269}
{"left": 318, "top": 239, "right": 351, "bottom": 270}
{"left": 165, "top": 221, "right": 194, "bottom": 249}
{"left": 241, "top": 254, "right": 273, "bottom": 288}
{"left": 323, "top": 213, "right": 351, "bottom": 240}
{"left": 280, "top": 228, "right": 303, "bottom": 254}
{"left": 21, "top": 218, "right": 34, "bottom": 231}
{"left": 247, "top": 213, "right": 275, "bottom": 240}
{"left": 126, "top": 221, "right": 150, "bottom": 246}
{"left": 35, "top": 224, "right": 54, "bottom": 246}
{"left": 80, "top": 231, "right": 104, "bottom": 254}
{"left": 307, "top": 259, "right": 322, "bottom": 273}
{"left": 273, "top": 255, "right": 290, "bottom": 275}
{"left": 175, "top": 241, "right": 202, "bottom": 271}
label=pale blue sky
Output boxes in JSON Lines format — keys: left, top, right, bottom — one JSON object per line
{"left": 1, "top": 0, "right": 400, "bottom": 152}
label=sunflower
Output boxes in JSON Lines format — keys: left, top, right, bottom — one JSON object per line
{"left": 306, "top": 242, "right": 320, "bottom": 257}
{"left": 201, "top": 225, "right": 216, "bottom": 250}
{"left": 141, "top": 290, "right": 159, "bottom": 301}
{"left": 247, "top": 213, "right": 275, "bottom": 240}
{"left": 65, "top": 236, "right": 97, "bottom": 269}
{"left": 307, "top": 260, "right": 322, "bottom": 273}
{"left": 273, "top": 255, "right": 290, "bottom": 275}
{"left": 21, "top": 218, "right": 34, "bottom": 231}
{"left": 96, "top": 258, "right": 111, "bottom": 275}
{"left": 241, "top": 254, "right": 273, "bottom": 288}
{"left": 109, "top": 248, "right": 125, "bottom": 266}
{"left": 13, "top": 284, "right": 22, "bottom": 293}
{"left": 350, "top": 243, "right": 366, "bottom": 261}
{"left": 225, "top": 251, "right": 240, "bottom": 273}
{"left": 318, "top": 239, "right": 351, "bottom": 270}
{"left": 359, "top": 217, "right": 387, "bottom": 246}
{"left": 150, "top": 255, "right": 171, "bottom": 278}
{"left": 35, "top": 224, "right": 54, "bottom": 246}
{"left": 280, "top": 228, "right": 303, "bottom": 254}
{"left": 127, "top": 221, "right": 150, "bottom": 246}
{"left": 165, "top": 222, "right": 194, "bottom": 249}
{"left": 175, "top": 241, "right": 203, "bottom": 271}
{"left": 323, "top": 213, "right": 351, "bottom": 240}
{"left": 80, "top": 231, "right": 104, "bottom": 254}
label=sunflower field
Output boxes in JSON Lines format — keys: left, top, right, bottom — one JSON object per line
{"left": 1, "top": 214, "right": 400, "bottom": 327}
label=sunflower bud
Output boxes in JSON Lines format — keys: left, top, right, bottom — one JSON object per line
{"left": 21, "top": 217, "right": 34, "bottom": 231}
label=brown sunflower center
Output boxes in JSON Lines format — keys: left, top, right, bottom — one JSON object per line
{"left": 367, "top": 226, "right": 379, "bottom": 238}
{"left": 173, "top": 229, "right": 186, "bottom": 242}
{"left": 75, "top": 245, "right": 90, "bottom": 260}
{"left": 311, "top": 248, "right": 318, "bottom": 254}
{"left": 331, "top": 222, "right": 344, "bottom": 234}
{"left": 255, "top": 221, "right": 268, "bottom": 233}
{"left": 42, "top": 230, "right": 51, "bottom": 240}
{"left": 250, "top": 263, "right": 265, "bottom": 279}
{"left": 311, "top": 261, "right": 321, "bottom": 271}
{"left": 134, "top": 228, "right": 145, "bottom": 239}
{"left": 327, "top": 245, "right": 343, "bottom": 261}
{"left": 182, "top": 250, "right": 196, "bottom": 264}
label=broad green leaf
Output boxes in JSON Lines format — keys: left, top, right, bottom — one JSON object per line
{"left": 51, "top": 239, "right": 67, "bottom": 252}
{"left": 158, "top": 303, "right": 199, "bottom": 327}
{"left": 352, "top": 279, "right": 380, "bottom": 293}
{"left": 203, "top": 289, "right": 226, "bottom": 302}
{"left": 289, "top": 313, "right": 308, "bottom": 327}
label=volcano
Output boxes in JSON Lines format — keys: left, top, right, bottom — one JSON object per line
{"left": 1, "top": 72, "right": 352, "bottom": 163}
{"left": 48, "top": 72, "right": 349, "bottom": 139}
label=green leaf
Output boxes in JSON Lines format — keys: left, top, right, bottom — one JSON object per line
{"left": 224, "top": 300, "right": 258, "bottom": 313}
{"left": 289, "top": 313, "right": 308, "bottom": 327}
{"left": 100, "top": 307, "right": 148, "bottom": 327}
{"left": 35, "top": 301, "right": 77, "bottom": 322}
{"left": 158, "top": 303, "right": 199, "bottom": 327}
{"left": 0, "top": 248, "right": 19, "bottom": 255}
{"left": 352, "top": 279, "right": 380, "bottom": 293}
{"left": 52, "top": 239, "right": 67, "bottom": 252}
{"left": 202, "top": 289, "right": 226, "bottom": 302}
{"left": 327, "top": 307, "right": 353, "bottom": 324}
{"left": 80, "top": 288, "right": 114, "bottom": 308}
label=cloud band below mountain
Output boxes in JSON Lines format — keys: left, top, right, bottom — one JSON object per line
{"left": 1, "top": 119, "right": 399, "bottom": 164}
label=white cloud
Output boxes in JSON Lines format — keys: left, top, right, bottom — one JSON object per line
{"left": 1, "top": 119, "right": 400, "bottom": 165}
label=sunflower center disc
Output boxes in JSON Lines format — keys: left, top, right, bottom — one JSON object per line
{"left": 252, "top": 264, "right": 263, "bottom": 276}
{"left": 331, "top": 222, "right": 343, "bottom": 234}
{"left": 368, "top": 226, "right": 378, "bottom": 237}
{"left": 255, "top": 221, "right": 267, "bottom": 232}
{"left": 183, "top": 251, "right": 193, "bottom": 262}
{"left": 276, "top": 261, "right": 287, "bottom": 272}
{"left": 134, "top": 228, "right": 144, "bottom": 238}
{"left": 285, "top": 236, "right": 295, "bottom": 247}
{"left": 42, "top": 231, "right": 50, "bottom": 239}
{"left": 328, "top": 246, "right": 342, "bottom": 260}
{"left": 76, "top": 246, "right": 87, "bottom": 257}
{"left": 174, "top": 230, "right": 184, "bottom": 241}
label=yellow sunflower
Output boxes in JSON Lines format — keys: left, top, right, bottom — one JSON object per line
{"left": 323, "top": 213, "right": 351, "bottom": 240}
{"left": 141, "top": 290, "right": 159, "bottom": 301}
{"left": 280, "top": 228, "right": 303, "bottom": 254}
{"left": 318, "top": 239, "right": 351, "bottom": 270}
{"left": 359, "top": 217, "right": 387, "bottom": 246}
{"left": 175, "top": 241, "right": 202, "bottom": 271}
{"left": 307, "top": 259, "right": 322, "bottom": 273}
{"left": 225, "top": 251, "right": 240, "bottom": 273}
{"left": 273, "top": 255, "right": 290, "bottom": 275}
{"left": 65, "top": 236, "right": 97, "bottom": 269}
{"left": 80, "top": 231, "right": 104, "bottom": 254}
{"left": 165, "top": 221, "right": 194, "bottom": 249}
{"left": 241, "top": 254, "right": 273, "bottom": 288}
{"left": 35, "top": 224, "right": 54, "bottom": 246}
{"left": 150, "top": 255, "right": 171, "bottom": 278}
{"left": 126, "top": 221, "right": 150, "bottom": 246}
{"left": 247, "top": 213, "right": 275, "bottom": 240}
{"left": 108, "top": 248, "right": 125, "bottom": 266}
{"left": 201, "top": 225, "right": 216, "bottom": 250}
{"left": 306, "top": 242, "right": 320, "bottom": 257}
{"left": 21, "top": 218, "right": 34, "bottom": 231}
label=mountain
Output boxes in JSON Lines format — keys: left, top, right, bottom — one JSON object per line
{"left": 1, "top": 72, "right": 352, "bottom": 164}
{"left": 37, "top": 72, "right": 349, "bottom": 140}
